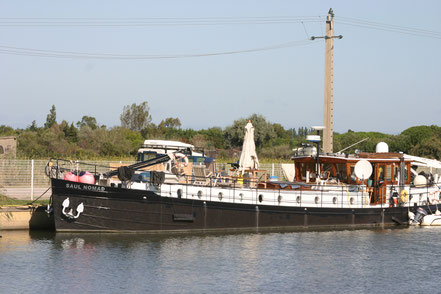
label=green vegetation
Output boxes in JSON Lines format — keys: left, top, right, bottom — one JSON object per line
{"left": 0, "top": 194, "right": 49, "bottom": 206}
{"left": 1, "top": 102, "right": 441, "bottom": 161}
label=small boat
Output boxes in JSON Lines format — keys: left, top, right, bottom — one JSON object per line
{"left": 409, "top": 207, "right": 441, "bottom": 226}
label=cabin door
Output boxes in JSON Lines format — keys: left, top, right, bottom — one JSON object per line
{"left": 372, "top": 164, "right": 387, "bottom": 204}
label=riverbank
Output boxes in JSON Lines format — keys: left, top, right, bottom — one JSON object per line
{"left": 0, "top": 205, "right": 54, "bottom": 230}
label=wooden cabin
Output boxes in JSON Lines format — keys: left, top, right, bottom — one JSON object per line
{"left": 293, "top": 152, "right": 412, "bottom": 204}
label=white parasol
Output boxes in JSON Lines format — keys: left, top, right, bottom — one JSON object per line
{"left": 238, "top": 121, "right": 259, "bottom": 173}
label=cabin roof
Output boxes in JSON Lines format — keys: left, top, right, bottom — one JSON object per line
{"left": 293, "top": 153, "right": 411, "bottom": 164}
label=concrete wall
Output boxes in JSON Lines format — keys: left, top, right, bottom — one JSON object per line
{"left": 0, "top": 136, "right": 17, "bottom": 159}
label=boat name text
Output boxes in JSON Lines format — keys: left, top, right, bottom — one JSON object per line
{"left": 66, "top": 183, "right": 105, "bottom": 192}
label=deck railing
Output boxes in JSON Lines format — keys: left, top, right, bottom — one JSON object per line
{"left": 1, "top": 159, "right": 438, "bottom": 207}
{"left": 0, "top": 159, "right": 288, "bottom": 200}
{"left": 163, "top": 174, "right": 439, "bottom": 209}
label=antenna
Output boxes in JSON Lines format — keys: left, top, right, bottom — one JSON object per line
{"left": 337, "top": 137, "right": 369, "bottom": 154}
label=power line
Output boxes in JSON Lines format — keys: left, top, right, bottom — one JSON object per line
{"left": 337, "top": 16, "right": 441, "bottom": 35}
{"left": 0, "top": 16, "right": 324, "bottom": 27}
{"left": 0, "top": 39, "right": 319, "bottom": 60}
{"left": 301, "top": 21, "right": 310, "bottom": 39}
{"left": 0, "top": 15, "right": 438, "bottom": 39}
{"left": 335, "top": 16, "right": 441, "bottom": 39}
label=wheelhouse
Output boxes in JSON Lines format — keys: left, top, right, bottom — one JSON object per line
{"left": 293, "top": 152, "right": 412, "bottom": 204}
{"left": 294, "top": 152, "right": 411, "bottom": 185}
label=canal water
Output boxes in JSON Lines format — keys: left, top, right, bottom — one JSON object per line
{"left": 1, "top": 227, "right": 441, "bottom": 293}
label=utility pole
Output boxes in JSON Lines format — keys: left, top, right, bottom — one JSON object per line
{"left": 311, "top": 8, "right": 342, "bottom": 154}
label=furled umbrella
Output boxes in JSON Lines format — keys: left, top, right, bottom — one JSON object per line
{"left": 238, "top": 120, "right": 259, "bottom": 174}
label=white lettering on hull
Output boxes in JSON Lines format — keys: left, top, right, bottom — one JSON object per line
{"left": 65, "top": 183, "right": 106, "bottom": 192}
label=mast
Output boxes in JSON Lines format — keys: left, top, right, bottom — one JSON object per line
{"left": 311, "top": 9, "right": 342, "bottom": 154}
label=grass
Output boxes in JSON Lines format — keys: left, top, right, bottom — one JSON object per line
{"left": 0, "top": 194, "right": 49, "bottom": 206}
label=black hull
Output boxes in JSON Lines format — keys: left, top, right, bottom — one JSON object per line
{"left": 51, "top": 179, "right": 411, "bottom": 232}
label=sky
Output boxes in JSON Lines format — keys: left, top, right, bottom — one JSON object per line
{"left": 0, "top": 0, "right": 440, "bottom": 134}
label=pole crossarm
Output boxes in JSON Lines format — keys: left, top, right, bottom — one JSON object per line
{"left": 310, "top": 35, "right": 343, "bottom": 40}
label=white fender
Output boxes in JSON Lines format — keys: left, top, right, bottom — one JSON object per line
{"left": 408, "top": 211, "right": 416, "bottom": 225}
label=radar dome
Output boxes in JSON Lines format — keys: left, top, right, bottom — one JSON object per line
{"left": 414, "top": 175, "right": 427, "bottom": 187}
{"left": 376, "top": 142, "right": 389, "bottom": 153}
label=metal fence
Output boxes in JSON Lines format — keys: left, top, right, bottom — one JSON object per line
{"left": 0, "top": 159, "right": 134, "bottom": 200}
{"left": 0, "top": 159, "right": 289, "bottom": 200}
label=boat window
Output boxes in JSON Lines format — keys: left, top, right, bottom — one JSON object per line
{"left": 321, "top": 163, "right": 333, "bottom": 178}
{"left": 335, "top": 164, "right": 347, "bottom": 182}
{"left": 378, "top": 165, "right": 385, "bottom": 181}
{"left": 350, "top": 165, "right": 356, "bottom": 183}
{"left": 394, "top": 165, "right": 408, "bottom": 184}
{"left": 137, "top": 151, "right": 158, "bottom": 162}
{"left": 385, "top": 165, "right": 392, "bottom": 181}
{"left": 299, "top": 163, "right": 305, "bottom": 180}
{"left": 301, "top": 163, "right": 314, "bottom": 180}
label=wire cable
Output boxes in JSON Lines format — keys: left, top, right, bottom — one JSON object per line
{"left": 335, "top": 16, "right": 441, "bottom": 39}
{"left": 301, "top": 21, "right": 310, "bottom": 39}
{"left": 0, "top": 39, "right": 319, "bottom": 60}
{"left": 0, "top": 16, "right": 324, "bottom": 27}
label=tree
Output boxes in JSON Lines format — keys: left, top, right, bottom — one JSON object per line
{"left": 0, "top": 125, "right": 16, "bottom": 136}
{"left": 159, "top": 117, "right": 181, "bottom": 129}
{"left": 44, "top": 105, "right": 57, "bottom": 128}
{"left": 401, "top": 125, "right": 437, "bottom": 146}
{"left": 201, "top": 127, "right": 225, "bottom": 149}
{"left": 28, "top": 120, "right": 38, "bottom": 131}
{"left": 224, "top": 114, "right": 276, "bottom": 149}
{"left": 61, "top": 122, "right": 78, "bottom": 142}
{"left": 273, "top": 123, "right": 289, "bottom": 140}
{"left": 120, "top": 102, "right": 152, "bottom": 131}
{"left": 411, "top": 136, "right": 441, "bottom": 160}
{"left": 77, "top": 115, "right": 98, "bottom": 130}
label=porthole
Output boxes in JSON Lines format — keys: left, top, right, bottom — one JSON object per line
{"left": 296, "top": 196, "right": 301, "bottom": 204}
{"left": 258, "top": 194, "right": 263, "bottom": 203}
{"left": 239, "top": 193, "right": 244, "bottom": 201}
{"left": 350, "top": 197, "right": 355, "bottom": 205}
{"left": 218, "top": 192, "right": 223, "bottom": 201}
{"left": 177, "top": 189, "right": 183, "bottom": 199}
{"left": 278, "top": 195, "right": 282, "bottom": 204}
{"left": 197, "top": 190, "right": 203, "bottom": 199}
{"left": 314, "top": 196, "right": 320, "bottom": 204}
{"left": 333, "top": 197, "right": 338, "bottom": 205}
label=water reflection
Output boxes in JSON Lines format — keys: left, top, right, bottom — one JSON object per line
{"left": 2, "top": 227, "right": 441, "bottom": 293}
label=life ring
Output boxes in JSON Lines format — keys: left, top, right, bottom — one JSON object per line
{"left": 400, "top": 190, "right": 409, "bottom": 203}
{"left": 174, "top": 153, "right": 189, "bottom": 167}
